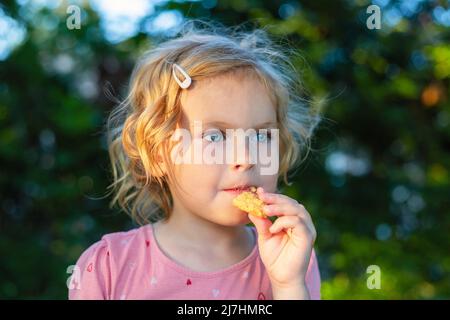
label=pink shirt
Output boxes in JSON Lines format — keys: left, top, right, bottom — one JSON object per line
{"left": 68, "top": 224, "right": 321, "bottom": 300}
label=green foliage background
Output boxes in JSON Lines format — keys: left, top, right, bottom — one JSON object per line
{"left": 0, "top": 0, "right": 449, "bottom": 299}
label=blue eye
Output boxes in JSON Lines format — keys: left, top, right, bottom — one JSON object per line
{"left": 203, "top": 130, "right": 224, "bottom": 142}
{"left": 250, "top": 132, "right": 271, "bottom": 143}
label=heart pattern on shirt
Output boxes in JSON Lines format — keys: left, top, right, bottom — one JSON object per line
{"left": 87, "top": 263, "right": 93, "bottom": 272}
{"left": 212, "top": 289, "right": 220, "bottom": 297}
{"left": 72, "top": 278, "right": 79, "bottom": 290}
{"left": 186, "top": 279, "right": 192, "bottom": 285}
{"left": 145, "top": 240, "right": 150, "bottom": 247}
{"left": 258, "top": 292, "right": 266, "bottom": 300}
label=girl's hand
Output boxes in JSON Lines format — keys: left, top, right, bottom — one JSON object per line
{"left": 247, "top": 187, "right": 317, "bottom": 290}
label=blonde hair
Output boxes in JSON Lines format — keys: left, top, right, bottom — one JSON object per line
{"left": 105, "top": 21, "right": 320, "bottom": 226}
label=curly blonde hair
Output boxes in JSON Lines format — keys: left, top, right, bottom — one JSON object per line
{"left": 105, "top": 21, "right": 320, "bottom": 226}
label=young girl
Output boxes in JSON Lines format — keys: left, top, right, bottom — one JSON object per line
{"left": 69, "top": 23, "right": 321, "bottom": 300}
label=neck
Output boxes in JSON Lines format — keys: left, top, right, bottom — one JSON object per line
{"left": 154, "top": 204, "right": 254, "bottom": 253}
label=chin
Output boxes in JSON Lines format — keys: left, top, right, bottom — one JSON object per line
{"left": 217, "top": 213, "right": 251, "bottom": 227}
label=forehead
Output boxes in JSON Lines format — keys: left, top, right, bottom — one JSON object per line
{"left": 179, "top": 71, "right": 277, "bottom": 129}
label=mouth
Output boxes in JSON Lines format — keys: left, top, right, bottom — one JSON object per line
{"left": 222, "top": 185, "right": 254, "bottom": 194}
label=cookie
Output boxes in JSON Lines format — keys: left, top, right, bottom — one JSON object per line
{"left": 232, "top": 187, "right": 267, "bottom": 218}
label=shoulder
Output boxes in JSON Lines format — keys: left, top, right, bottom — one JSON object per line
{"left": 100, "top": 225, "right": 149, "bottom": 252}
{"left": 69, "top": 225, "right": 150, "bottom": 299}
{"left": 79, "top": 225, "right": 147, "bottom": 258}
{"left": 89, "top": 225, "right": 152, "bottom": 266}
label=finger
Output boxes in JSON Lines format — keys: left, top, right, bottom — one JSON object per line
{"left": 263, "top": 203, "right": 304, "bottom": 217}
{"left": 269, "top": 215, "right": 310, "bottom": 238}
{"left": 257, "top": 187, "right": 298, "bottom": 206}
{"left": 262, "top": 202, "right": 312, "bottom": 222}
{"left": 247, "top": 213, "right": 273, "bottom": 241}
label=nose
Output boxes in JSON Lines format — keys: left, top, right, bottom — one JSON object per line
{"left": 229, "top": 132, "right": 256, "bottom": 172}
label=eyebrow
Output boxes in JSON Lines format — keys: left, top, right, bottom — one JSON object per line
{"left": 191, "top": 121, "right": 278, "bottom": 129}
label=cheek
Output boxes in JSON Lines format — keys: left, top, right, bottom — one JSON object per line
{"left": 259, "top": 174, "right": 278, "bottom": 192}
{"left": 174, "top": 163, "right": 222, "bottom": 191}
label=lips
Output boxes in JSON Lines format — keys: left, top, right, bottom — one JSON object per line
{"left": 223, "top": 189, "right": 247, "bottom": 195}
{"left": 223, "top": 185, "right": 251, "bottom": 192}
{"left": 222, "top": 185, "right": 254, "bottom": 194}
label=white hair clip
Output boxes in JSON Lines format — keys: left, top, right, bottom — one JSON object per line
{"left": 172, "top": 63, "right": 192, "bottom": 89}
